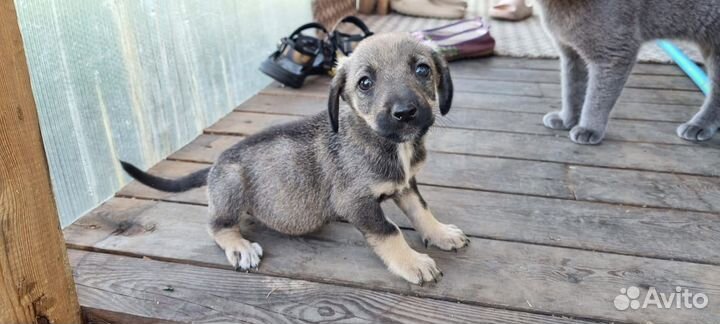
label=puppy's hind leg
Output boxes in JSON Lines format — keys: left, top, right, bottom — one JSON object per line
{"left": 544, "top": 43, "right": 588, "bottom": 130}
{"left": 677, "top": 44, "right": 720, "bottom": 142}
{"left": 207, "top": 166, "right": 263, "bottom": 271}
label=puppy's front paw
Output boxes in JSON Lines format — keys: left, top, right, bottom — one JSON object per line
{"left": 543, "top": 111, "right": 577, "bottom": 130}
{"left": 570, "top": 126, "right": 605, "bottom": 145}
{"left": 387, "top": 251, "right": 442, "bottom": 285}
{"left": 423, "top": 223, "right": 469, "bottom": 251}
{"left": 223, "top": 240, "right": 263, "bottom": 271}
{"left": 677, "top": 122, "right": 718, "bottom": 142}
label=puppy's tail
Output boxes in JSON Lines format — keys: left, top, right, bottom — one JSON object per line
{"left": 120, "top": 160, "right": 209, "bottom": 192}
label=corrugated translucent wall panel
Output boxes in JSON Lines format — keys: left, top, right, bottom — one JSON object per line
{"left": 14, "top": 0, "right": 313, "bottom": 227}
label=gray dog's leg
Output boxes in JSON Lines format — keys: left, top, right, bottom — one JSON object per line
{"left": 343, "top": 197, "right": 442, "bottom": 284}
{"left": 544, "top": 43, "right": 588, "bottom": 130}
{"left": 207, "top": 165, "right": 262, "bottom": 271}
{"left": 393, "top": 179, "right": 468, "bottom": 251}
{"left": 570, "top": 57, "right": 636, "bottom": 145}
{"left": 677, "top": 44, "right": 720, "bottom": 141}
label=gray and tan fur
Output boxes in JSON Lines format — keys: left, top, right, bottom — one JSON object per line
{"left": 537, "top": 0, "right": 720, "bottom": 144}
{"left": 121, "top": 33, "right": 468, "bottom": 285}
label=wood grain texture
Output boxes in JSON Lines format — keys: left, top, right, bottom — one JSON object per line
{"left": 68, "top": 55, "right": 720, "bottom": 323}
{"left": 168, "top": 134, "right": 244, "bottom": 163}
{"left": 449, "top": 93, "right": 700, "bottom": 123}
{"left": 202, "top": 111, "right": 720, "bottom": 176}
{"left": 448, "top": 57, "right": 687, "bottom": 76}
{"left": 83, "top": 308, "right": 180, "bottom": 324}
{"left": 116, "top": 159, "right": 720, "bottom": 265}
{"left": 64, "top": 198, "right": 720, "bottom": 324}
{"left": 234, "top": 95, "right": 720, "bottom": 146}
{"left": 0, "top": 1, "right": 81, "bottom": 322}
{"left": 240, "top": 92, "right": 699, "bottom": 123}
{"left": 426, "top": 128, "right": 720, "bottom": 176}
{"left": 449, "top": 66, "right": 698, "bottom": 91}
{"left": 206, "top": 112, "right": 301, "bottom": 136}
{"left": 70, "top": 250, "right": 601, "bottom": 324}
{"left": 161, "top": 143, "right": 720, "bottom": 214}
{"left": 262, "top": 75, "right": 706, "bottom": 106}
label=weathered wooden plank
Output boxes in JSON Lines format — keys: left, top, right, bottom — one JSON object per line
{"left": 83, "top": 308, "right": 180, "bottom": 324}
{"left": 201, "top": 111, "right": 720, "bottom": 176}
{"left": 0, "top": 1, "right": 81, "bottom": 322}
{"left": 427, "top": 128, "right": 720, "bottom": 176}
{"left": 260, "top": 81, "right": 705, "bottom": 124}
{"left": 116, "top": 159, "right": 720, "bottom": 264}
{"left": 128, "top": 154, "right": 572, "bottom": 203}
{"left": 168, "top": 131, "right": 720, "bottom": 212}
{"left": 126, "top": 154, "right": 574, "bottom": 202}
{"left": 449, "top": 57, "right": 687, "bottom": 76}
{"left": 168, "top": 134, "right": 244, "bottom": 163}
{"left": 567, "top": 165, "right": 720, "bottom": 212}
{"left": 239, "top": 92, "right": 699, "bottom": 124}
{"left": 233, "top": 99, "right": 720, "bottom": 146}
{"left": 150, "top": 146, "right": 720, "bottom": 214}
{"left": 69, "top": 250, "right": 600, "bottom": 324}
{"left": 452, "top": 93, "right": 700, "bottom": 123}
{"left": 262, "top": 77, "right": 706, "bottom": 106}
{"left": 64, "top": 198, "right": 720, "bottom": 324}
{"left": 449, "top": 66, "right": 698, "bottom": 91}
{"left": 206, "top": 112, "right": 300, "bottom": 135}
{"left": 537, "top": 83, "right": 705, "bottom": 106}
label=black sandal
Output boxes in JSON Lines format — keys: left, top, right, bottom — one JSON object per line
{"left": 260, "top": 23, "right": 333, "bottom": 88}
{"left": 330, "top": 16, "right": 374, "bottom": 58}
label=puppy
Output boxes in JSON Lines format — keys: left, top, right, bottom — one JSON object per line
{"left": 121, "top": 33, "right": 469, "bottom": 284}
{"left": 537, "top": 0, "right": 720, "bottom": 144}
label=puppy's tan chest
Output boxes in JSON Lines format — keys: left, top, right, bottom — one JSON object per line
{"left": 371, "top": 142, "right": 421, "bottom": 197}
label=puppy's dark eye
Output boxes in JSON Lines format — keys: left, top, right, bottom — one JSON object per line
{"left": 358, "top": 76, "right": 374, "bottom": 91}
{"left": 415, "top": 64, "right": 431, "bottom": 78}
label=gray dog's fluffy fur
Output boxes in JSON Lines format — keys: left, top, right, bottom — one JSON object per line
{"left": 121, "top": 33, "right": 469, "bottom": 285}
{"left": 537, "top": 0, "right": 720, "bottom": 144}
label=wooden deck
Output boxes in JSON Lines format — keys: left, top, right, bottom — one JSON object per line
{"left": 65, "top": 57, "right": 720, "bottom": 324}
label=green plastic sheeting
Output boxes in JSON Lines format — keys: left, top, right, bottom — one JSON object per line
{"left": 14, "top": 0, "right": 312, "bottom": 226}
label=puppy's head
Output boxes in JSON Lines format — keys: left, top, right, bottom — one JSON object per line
{"left": 328, "top": 33, "right": 453, "bottom": 143}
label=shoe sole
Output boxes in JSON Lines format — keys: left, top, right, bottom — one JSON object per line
{"left": 260, "top": 59, "right": 306, "bottom": 89}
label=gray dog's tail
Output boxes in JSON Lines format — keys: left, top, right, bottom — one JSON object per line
{"left": 120, "top": 160, "right": 209, "bottom": 192}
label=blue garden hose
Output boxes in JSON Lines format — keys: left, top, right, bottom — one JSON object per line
{"left": 656, "top": 40, "right": 710, "bottom": 96}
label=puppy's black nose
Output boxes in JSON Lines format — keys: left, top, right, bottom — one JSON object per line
{"left": 391, "top": 105, "right": 417, "bottom": 122}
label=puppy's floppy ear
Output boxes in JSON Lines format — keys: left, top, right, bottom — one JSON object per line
{"left": 432, "top": 51, "right": 454, "bottom": 115}
{"left": 328, "top": 65, "right": 346, "bottom": 132}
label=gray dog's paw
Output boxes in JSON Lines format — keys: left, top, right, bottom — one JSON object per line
{"left": 388, "top": 251, "right": 442, "bottom": 285}
{"left": 423, "top": 223, "right": 469, "bottom": 251}
{"left": 570, "top": 126, "right": 605, "bottom": 145}
{"left": 677, "top": 122, "right": 718, "bottom": 142}
{"left": 543, "top": 111, "right": 577, "bottom": 130}
{"left": 224, "top": 241, "right": 263, "bottom": 271}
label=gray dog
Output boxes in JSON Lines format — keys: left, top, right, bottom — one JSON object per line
{"left": 537, "top": 0, "right": 720, "bottom": 144}
{"left": 121, "top": 33, "right": 469, "bottom": 285}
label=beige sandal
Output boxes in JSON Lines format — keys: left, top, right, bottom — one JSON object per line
{"left": 490, "top": 0, "right": 533, "bottom": 21}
